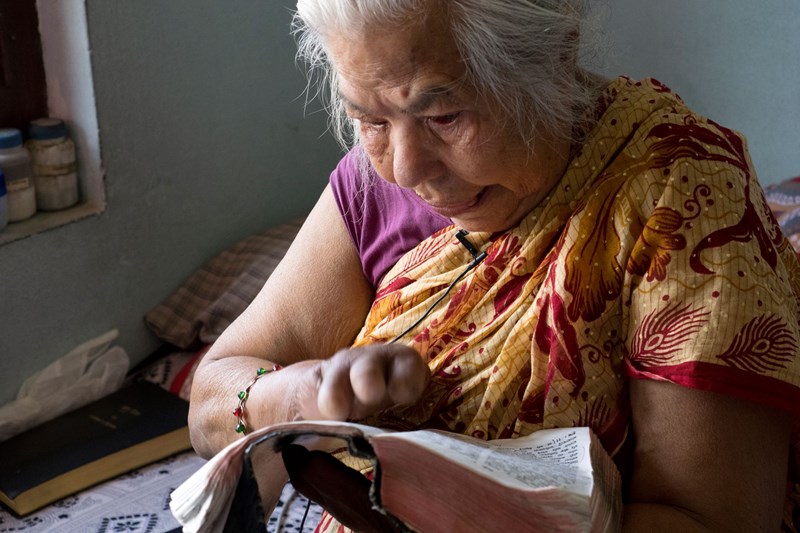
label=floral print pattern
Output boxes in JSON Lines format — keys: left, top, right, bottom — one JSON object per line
{"left": 318, "top": 77, "right": 800, "bottom": 533}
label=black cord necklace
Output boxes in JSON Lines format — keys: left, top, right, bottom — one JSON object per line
{"left": 390, "top": 230, "right": 487, "bottom": 344}
{"left": 298, "top": 230, "right": 486, "bottom": 532}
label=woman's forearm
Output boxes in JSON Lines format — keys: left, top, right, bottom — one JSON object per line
{"left": 188, "top": 355, "right": 319, "bottom": 458}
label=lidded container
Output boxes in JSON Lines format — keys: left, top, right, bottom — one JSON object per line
{"left": 0, "top": 128, "right": 37, "bottom": 222}
{"left": 0, "top": 169, "right": 8, "bottom": 232}
{"left": 26, "top": 118, "right": 79, "bottom": 211}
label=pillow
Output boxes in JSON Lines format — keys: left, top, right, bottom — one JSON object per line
{"left": 764, "top": 176, "right": 800, "bottom": 254}
{"left": 145, "top": 218, "right": 305, "bottom": 349}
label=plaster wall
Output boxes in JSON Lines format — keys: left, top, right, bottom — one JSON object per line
{"left": 0, "top": 0, "right": 340, "bottom": 404}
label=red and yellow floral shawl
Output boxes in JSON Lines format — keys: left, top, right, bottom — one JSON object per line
{"left": 319, "top": 77, "right": 800, "bottom": 532}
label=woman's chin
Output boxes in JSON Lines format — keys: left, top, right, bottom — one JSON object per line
{"left": 451, "top": 214, "right": 517, "bottom": 234}
{"left": 453, "top": 204, "right": 527, "bottom": 234}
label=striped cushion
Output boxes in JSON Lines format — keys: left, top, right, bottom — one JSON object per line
{"left": 144, "top": 218, "right": 304, "bottom": 349}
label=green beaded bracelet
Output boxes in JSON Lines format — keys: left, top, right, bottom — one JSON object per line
{"left": 232, "top": 364, "right": 282, "bottom": 434}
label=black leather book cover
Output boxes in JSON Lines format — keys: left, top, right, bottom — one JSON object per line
{"left": 0, "top": 380, "right": 190, "bottom": 514}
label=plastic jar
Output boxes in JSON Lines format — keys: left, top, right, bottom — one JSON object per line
{"left": 26, "top": 118, "right": 79, "bottom": 211}
{"left": 0, "top": 169, "right": 8, "bottom": 232}
{"left": 0, "top": 129, "right": 37, "bottom": 222}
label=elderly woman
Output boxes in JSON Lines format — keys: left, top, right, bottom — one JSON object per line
{"left": 188, "top": 0, "right": 800, "bottom": 531}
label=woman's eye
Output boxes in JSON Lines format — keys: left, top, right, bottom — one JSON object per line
{"left": 356, "top": 119, "right": 388, "bottom": 137}
{"left": 429, "top": 112, "right": 461, "bottom": 126}
{"left": 362, "top": 119, "right": 387, "bottom": 130}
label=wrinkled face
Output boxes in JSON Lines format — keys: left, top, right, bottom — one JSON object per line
{"left": 327, "top": 15, "right": 570, "bottom": 233}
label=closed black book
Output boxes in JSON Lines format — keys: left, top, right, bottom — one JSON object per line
{"left": 0, "top": 380, "right": 192, "bottom": 516}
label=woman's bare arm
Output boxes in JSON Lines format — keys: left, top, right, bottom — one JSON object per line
{"left": 623, "top": 379, "right": 790, "bottom": 532}
{"left": 188, "top": 184, "right": 375, "bottom": 457}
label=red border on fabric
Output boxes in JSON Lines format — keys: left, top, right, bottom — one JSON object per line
{"left": 625, "top": 359, "right": 800, "bottom": 416}
{"left": 170, "top": 344, "right": 209, "bottom": 396}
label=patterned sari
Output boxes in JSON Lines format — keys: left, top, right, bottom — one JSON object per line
{"left": 316, "top": 77, "right": 800, "bottom": 532}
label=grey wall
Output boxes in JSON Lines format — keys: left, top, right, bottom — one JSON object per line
{"left": 2, "top": 1, "right": 799, "bottom": 405}
{"left": 593, "top": 0, "right": 800, "bottom": 186}
{"left": 0, "top": 0, "right": 341, "bottom": 404}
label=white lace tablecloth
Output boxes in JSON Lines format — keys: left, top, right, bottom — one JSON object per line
{"left": 0, "top": 452, "right": 323, "bottom": 533}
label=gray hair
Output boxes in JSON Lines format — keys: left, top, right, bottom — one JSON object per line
{"left": 293, "top": 0, "right": 600, "bottom": 150}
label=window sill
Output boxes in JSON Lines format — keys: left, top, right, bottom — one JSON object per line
{"left": 0, "top": 201, "right": 104, "bottom": 245}
{"left": 0, "top": 0, "right": 107, "bottom": 248}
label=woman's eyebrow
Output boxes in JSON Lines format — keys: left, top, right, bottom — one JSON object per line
{"left": 340, "top": 85, "right": 461, "bottom": 116}
{"left": 405, "top": 87, "right": 459, "bottom": 114}
{"left": 340, "top": 95, "right": 369, "bottom": 115}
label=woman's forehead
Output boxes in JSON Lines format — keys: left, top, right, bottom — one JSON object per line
{"left": 327, "top": 20, "right": 466, "bottom": 95}
{"left": 338, "top": 77, "right": 466, "bottom": 117}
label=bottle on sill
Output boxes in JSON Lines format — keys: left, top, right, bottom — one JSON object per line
{"left": 0, "top": 169, "right": 8, "bottom": 232}
{"left": 26, "top": 118, "right": 79, "bottom": 211}
{"left": 0, "top": 129, "right": 36, "bottom": 222}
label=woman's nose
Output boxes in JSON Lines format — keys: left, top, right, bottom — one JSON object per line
{"left": 391, "top": 130, "right": 444, "bottom": 189}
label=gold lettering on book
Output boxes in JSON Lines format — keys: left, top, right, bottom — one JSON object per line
{"left": 88, "top": 415, "right": 117, "bottom": 429}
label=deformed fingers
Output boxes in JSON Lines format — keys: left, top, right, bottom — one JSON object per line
{"left": 316, "top": 357, "right": 355, "bottom": 420}
{"left": 387, "top": 346, "right": 430, "bottom": 404}
{"left": 317, "top": 345, "right": 430, "bottom": 421}
{"left": 349, "top": 353, "right": 389, "bottom": 406}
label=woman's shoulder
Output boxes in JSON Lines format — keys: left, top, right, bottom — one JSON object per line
{"left": 587, "top": 75, "right": 751, "bottom": 176}
{"left": 595, "top": 76, "right": 693, "bottom": 120}
{"left": 328, "top": 147, "right": 451, "bottom": 288}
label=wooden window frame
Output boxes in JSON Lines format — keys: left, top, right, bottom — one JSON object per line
{"left": 0, "top": 0, "right": 105, "bottom": 245}
{"left": 0, "top": 0, "right": 48, "bottom": 132}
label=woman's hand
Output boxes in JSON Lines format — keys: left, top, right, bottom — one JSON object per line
{"left": 305, "top": 343, "right": 431, "bottom": 421}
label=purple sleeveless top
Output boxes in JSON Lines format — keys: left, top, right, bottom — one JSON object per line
{"left": 330, "top": 149, "right": 452, "bottom": 288}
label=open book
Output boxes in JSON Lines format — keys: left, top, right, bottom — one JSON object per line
{"left": 170, "top": 421, "right": 621, "bottom": 533}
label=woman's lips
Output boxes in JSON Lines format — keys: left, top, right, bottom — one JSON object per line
{"left": 422, "top": 189, "right": 486, "bottom": 218}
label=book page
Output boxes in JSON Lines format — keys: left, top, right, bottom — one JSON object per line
{"left": 170, "top": 420, "right": 382, "bottom": 533}
{"left": 378, "top": 427, "right": 594, "bottom": 495}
